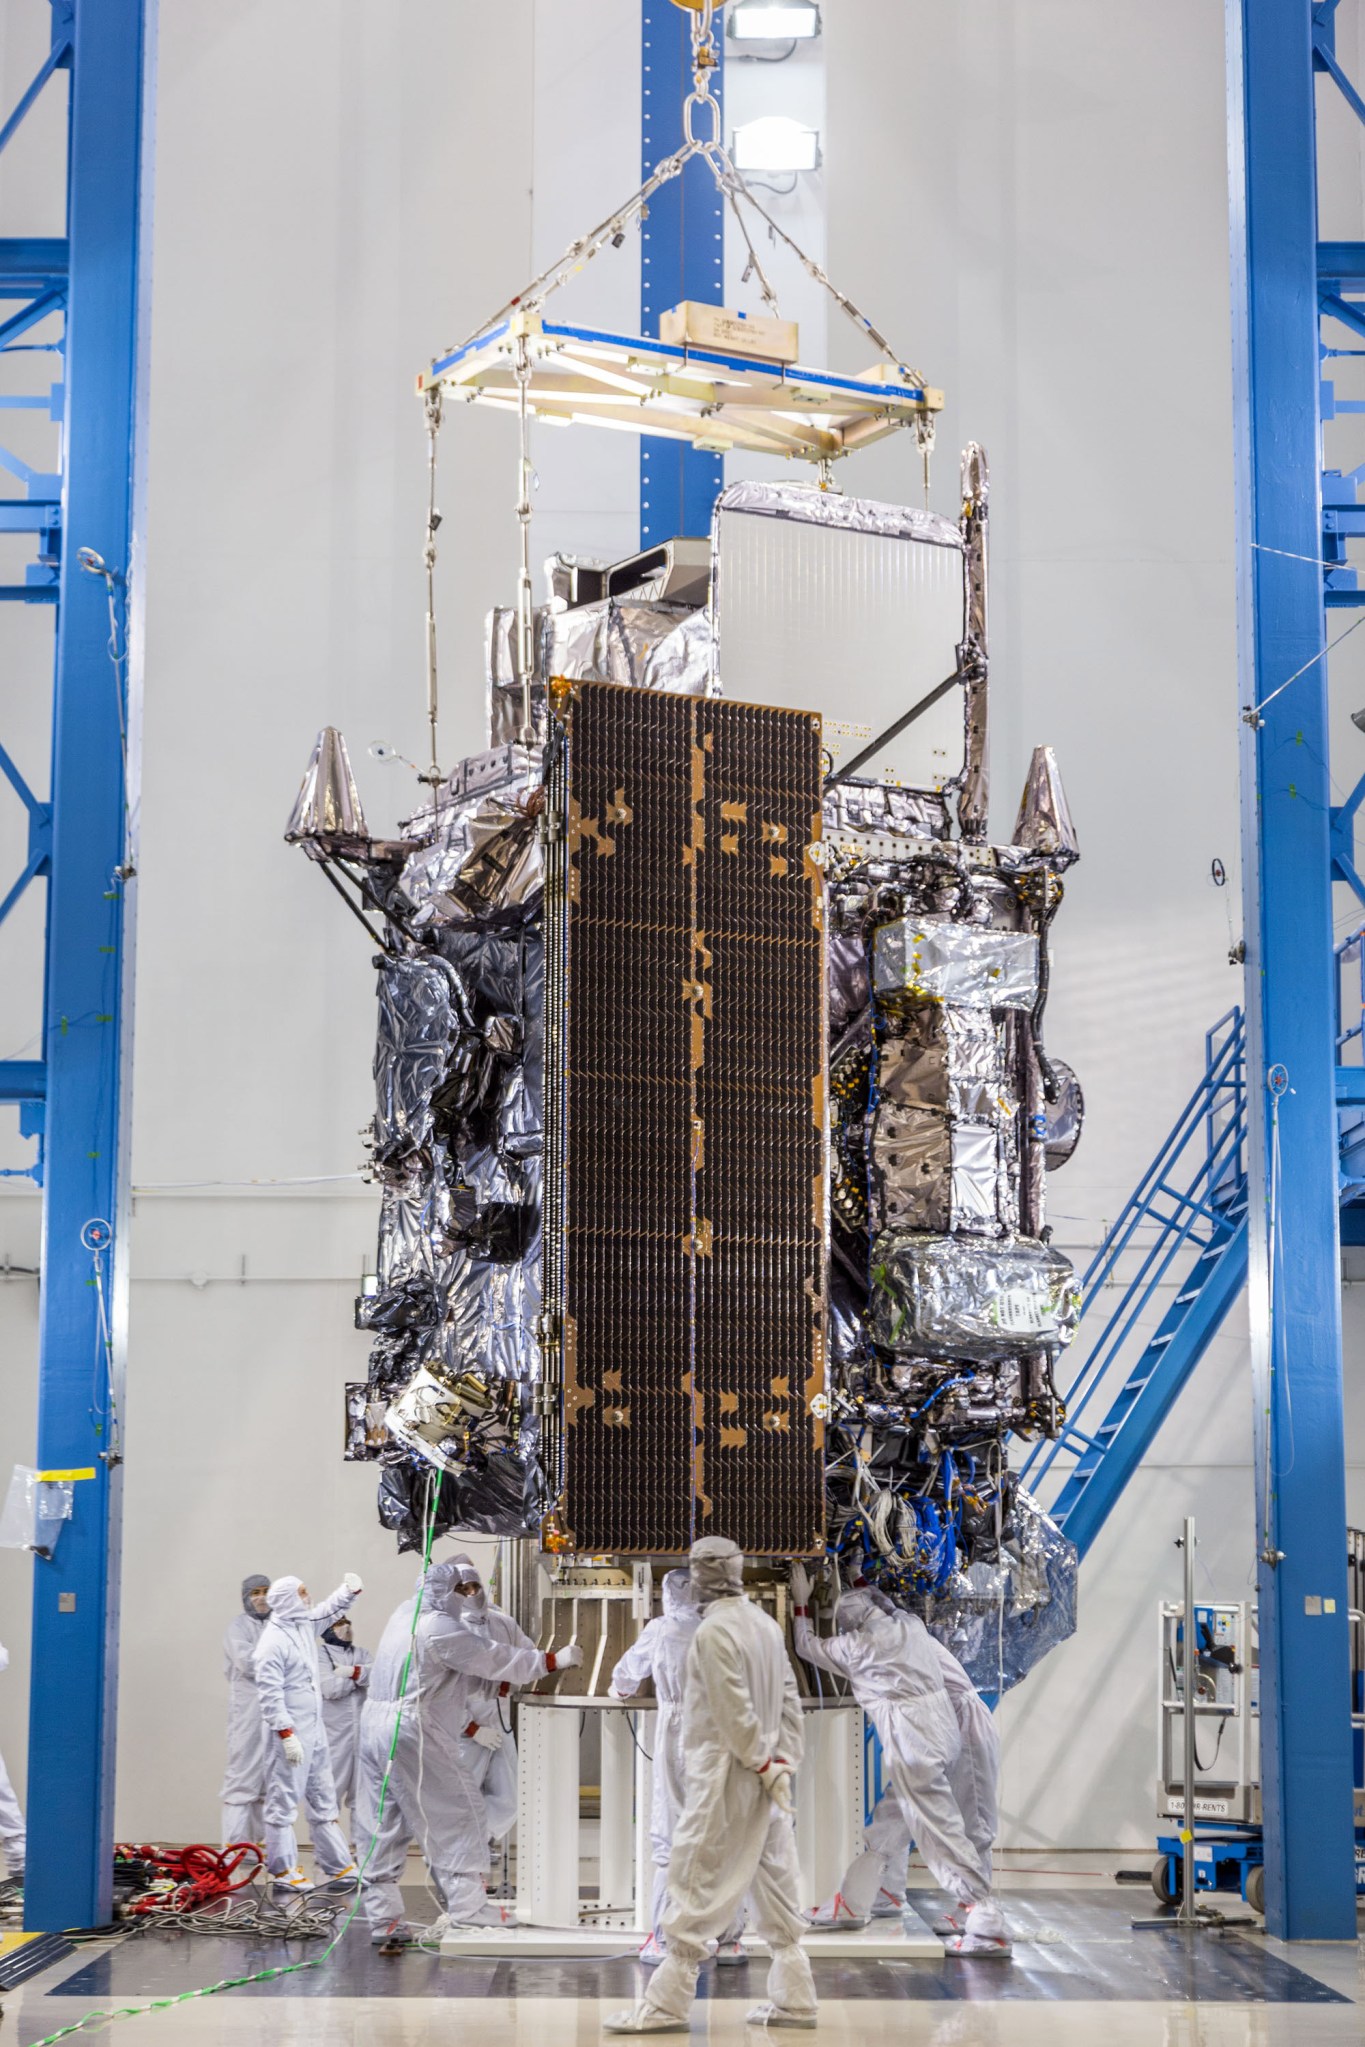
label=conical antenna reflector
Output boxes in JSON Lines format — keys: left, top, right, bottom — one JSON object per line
{"left": 1012, "top": 745, "right": 1079, "bottom": 867}
{"left": 285, "top": 727, "right": 367, "bottom": 844}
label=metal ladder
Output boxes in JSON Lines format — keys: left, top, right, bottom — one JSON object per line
{"left": 1017, "top": 1008, "right": 1249, "bottom": 1558}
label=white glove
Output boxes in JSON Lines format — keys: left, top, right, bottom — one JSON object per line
{"left": 756, "top": 1757, "right": 795, "bottom": 1815}
{"left": 472, "top": 1723, "right": 503, "bottom": 1752}
{"left": 342, "top": 1572, "right": 363, "bottom": 1594}
{"left": 789, "top": 1562, "right": 812, "bottom": 1607}
{"left": 280, "top": 1732, "right": 304, "bottom": 1766}
{"left": 550, "top": 1642, "right": 584, "bottom": 1671}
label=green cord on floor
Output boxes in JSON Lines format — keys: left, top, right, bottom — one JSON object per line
{"left": 26, "top": 1481, "right": 444, "bottom": 2047}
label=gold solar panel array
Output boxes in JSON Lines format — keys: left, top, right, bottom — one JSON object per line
{"left": 543, "top": 680, "right": 827, "bottom": 1556}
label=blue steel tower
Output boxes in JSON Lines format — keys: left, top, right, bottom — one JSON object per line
{"left": 0, "top": 0, "right": 154, "bottom": 1932}
{"left": 1227, "top": 0, "right": 1358, "bottom": 1941}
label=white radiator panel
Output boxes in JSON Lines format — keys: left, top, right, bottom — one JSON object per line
{"left": 714, "top": 509, "right": 966, "bottom": 791}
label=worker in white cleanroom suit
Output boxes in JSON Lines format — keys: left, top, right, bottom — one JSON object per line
{"left": 790, "top": 1567, "right": 1008, "bottom": 1957}
{"left": 253, "top": 1572, "right": 363, "bottom": 1893}
{"left": 219, "top": 1574, "right": 270, "bottom": 1847}
{"left": 318, "top": 1611, "right": 371, "bottom": 1838}
{"left": 356, "top": 1556, "right": 582, "bottom": 1944}
{"left": 443, "top": 1554, "right": 533, "bottom": 1848}
{"left": 609, "top": 1568, "right": 745, "bottom": 1966}
{"left": 841, "top": 1624, "right": 1001, "bottom": 1934}
{"left": 354, "top": 1566, "right": 435, "bottom": 1946}
{"left": 0, "top": 1639, "right": 24, "bottom": 1880}
{"left": 605, "top": 1536, "right": 817, "bottom": 2036}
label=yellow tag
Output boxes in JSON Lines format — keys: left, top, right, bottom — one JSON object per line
{"left": 1178, "top": 1829, "right": 1194, "bottom": 1844}
{"left": 37, "top": 1468, "right": 97, "bottom": 1483}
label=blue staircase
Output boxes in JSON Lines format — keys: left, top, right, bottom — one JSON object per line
{"left": 1017, "top": 1009, "right": 1249, "bottom": 1558}
{"left": 1023, "top": 927, "right": 1365, "bottom": 1555}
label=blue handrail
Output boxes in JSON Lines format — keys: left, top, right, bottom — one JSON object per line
{"left": 1018, "top": 1008, "right": 1246, "bottom": 1505}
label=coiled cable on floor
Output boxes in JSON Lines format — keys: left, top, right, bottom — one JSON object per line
{"left": 172, "top": 1881, "right": 352, "bottom": 1940}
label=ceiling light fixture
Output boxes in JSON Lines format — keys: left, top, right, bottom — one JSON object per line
{"left": 732, "top": 115, "right": 822, "bottom": 174}
{"left": 729, "top": 2, "right": 822, "bottom": 40}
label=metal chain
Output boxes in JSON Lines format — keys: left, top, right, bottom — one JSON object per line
{"left": 683, "top": 3, "right": 782, "bottom": 315}
{"left": 683, "top": 0, "right": 722, "bottom": 145}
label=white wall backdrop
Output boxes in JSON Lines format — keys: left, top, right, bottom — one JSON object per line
{"left": 0, "top": 0, "right": 1360, "bottom": 1851}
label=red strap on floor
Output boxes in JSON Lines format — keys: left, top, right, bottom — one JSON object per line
{"left": 116, "top": 1840, "right": 265, "bottom": 1916}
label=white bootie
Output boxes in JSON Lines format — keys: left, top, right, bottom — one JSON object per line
{"left": 270, "top": 1867, "right": 313, "bottom": 1894}
{"left": 439, "top": 1901, "right": 511, "bottom": 1931}
{"left": 930, "top": 1901, "right": 970, "bottom": 1938}
{"left": 637, "top": 1933, "right": 666, "bottom": 1966}
{"left": 946, "top": 1898, "right": 1012, "bottom": 1957}
{"left": 713, "top": 1936, "right": 746, "bottom": 1966}
{"left": 370, "top": 1918, "right": 429, "bottom": 1949}
{"left": 745, "top": 2003, "right": 818, "bottom": 2029}
{"left": 603, "top": 2005, "right": 689, "bottom": 2034}
{"left": 806, "top": 1891, "right": 868, "bottom": 1931}
{"left": 870, "top": 1887, "right": 906, "bottom": 1919}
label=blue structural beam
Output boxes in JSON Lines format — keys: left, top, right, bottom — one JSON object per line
{"left": 0, "top": 239, "right": 68, "bottom": 292}
{"left": 1318, "top": 239, "right": 1365, "bottom": 280}
{"left": 1227, "top": 0, "right": 1357, "bottom": 1942}
{"left": 0, "top": 1063, "right": 45, "bottom": 1105}
{"left": 639, "top": 1, "right": 724, "bottom": 546}
{"left": 23, "top": 0, "right": 153, "bottom": 1934}
{"left": 0, "top": 24, "right": 71, "bottom": 165}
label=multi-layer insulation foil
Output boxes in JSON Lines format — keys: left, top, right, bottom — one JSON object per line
{"left": 544, "top": 681, "right": 827, "bottom": 1556}
{"left": 331, "top": 747, "right": 549, "bottom": 1548}
{"left": 920, "top": 1487, "right": 1080, "bottom": 1693}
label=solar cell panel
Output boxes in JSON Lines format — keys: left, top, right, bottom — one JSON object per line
{"left": 545, "top": 682, "right": 826, "bottom": 1555}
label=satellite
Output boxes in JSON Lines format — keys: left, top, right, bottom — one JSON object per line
{"left": 288, "top": 4, "right": 1081, "bottom": 1693}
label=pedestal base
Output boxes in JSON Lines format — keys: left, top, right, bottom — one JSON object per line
{"left": 514, "top": 1697, "right": 868, "bottom": 1933}
{"left": 439, "top": 1920, "right": 945, "bottom": 1961}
